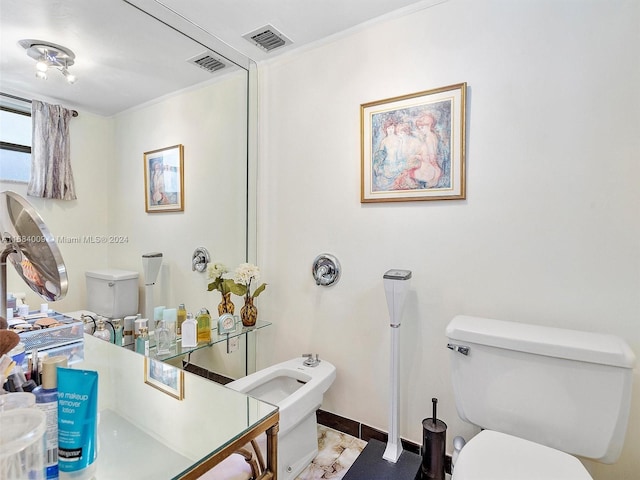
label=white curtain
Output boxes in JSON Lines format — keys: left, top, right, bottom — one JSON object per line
{"left": 27, "top": 100, "right": 77, "bottom": 200}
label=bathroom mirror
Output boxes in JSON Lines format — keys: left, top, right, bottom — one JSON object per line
{"left": 1, "top": 0, "right": 258, "bottom": 380}
{"left": 1, "top": 0, "right": 256, "bottom": 314}
{"left": 0, "top": 0, "right": 252, "bottom": 116}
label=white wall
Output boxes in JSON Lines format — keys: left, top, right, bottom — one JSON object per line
{"left": 107, "top": 73, "right": 248, "bottom": 303}
{"left": 107, "top": 73, "right": 249, "bottom": 377}
{"left": 2, "top": 111, "right": 112, "bottom": 312}
{"left": 255, "top": 0, "right": 640, "bottom": 478}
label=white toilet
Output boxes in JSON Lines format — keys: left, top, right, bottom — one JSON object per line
{"left": 446, "top": 315, "right": 635, "bottom": 480}
{"left": 85, "top": 269, "right": 139, "bottom": 318}
{"left": 227, "top": 355, "right": 336, "bottom": 480}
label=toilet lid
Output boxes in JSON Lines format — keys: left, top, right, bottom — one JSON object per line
{"left": 452, "top": 430, "right": 593, "bottom": 480}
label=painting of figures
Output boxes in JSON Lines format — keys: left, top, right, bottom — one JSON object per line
{"left": 361, "top": 83, "right": 466, "bottom": 202}
{"left": 143, "top": 144, "right": 184, "bottom": 212}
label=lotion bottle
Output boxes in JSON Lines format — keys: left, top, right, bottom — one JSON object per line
{"left": 33, "top": 355, "right": 68, "bottom": 480}
{"left": 134, "top": 317, "right": 147, "bottom": 340}
{"left": 181, "top": 313, "right": 197, "bottom": 348}
{"left": 136, "top": 327, "right": 149, "bottom": 356}
{"left": 112, "top": 318, "right": 123, "bottom": 346}
{"left": 177, "top": 303, "right": 187, "bottom": 334}
{"left": 123, "top": 315, "right": 137, "bottom": 346}
{"left": 196, "top": 308, "right": 211, "bottom": 343}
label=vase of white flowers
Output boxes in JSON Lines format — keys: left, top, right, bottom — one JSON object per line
{"left": 207, "top": 263, "right": 236, "bottom": 315}
{"left": 241, "top": 296, "right": 257, "bottom": 327}
{"left": 233, "top": 263, "right": 267, "bottom": 327}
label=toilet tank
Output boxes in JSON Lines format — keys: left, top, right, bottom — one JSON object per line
{"left": 446, "top": 315, "right": 635, "bottom": 463}
{"left": 85, "top": 269, "right": 139, "bottom": 318}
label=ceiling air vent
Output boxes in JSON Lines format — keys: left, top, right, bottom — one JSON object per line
{"left": 243, "top": 25, "right": 292, "bottom": 52}
{"left": 187, "top": 52, "right": 226, "bottom": 73}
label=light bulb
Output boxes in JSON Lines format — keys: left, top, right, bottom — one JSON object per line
{"left": 62, "top": 68, "right": 77, "bottom": 84}
{"left": 36, "top": 60, "right": 49, "bottom": 72}
{"left": 35, "top": 70, "right": 48, "bottom": 80}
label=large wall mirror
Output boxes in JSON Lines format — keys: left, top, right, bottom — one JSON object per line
{"left": 0, "top": 0, "right": 257, "bottom": 372}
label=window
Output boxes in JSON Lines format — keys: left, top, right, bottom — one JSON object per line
{"left": 0, "top": 107, "right": 31, "bottom": 183}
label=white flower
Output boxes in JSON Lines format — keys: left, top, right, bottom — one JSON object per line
{"left": 207, "top": 262, "right": 228, "bottom": 280}
{"left": 234, "top": 263, "right": 260, "bottom": 285}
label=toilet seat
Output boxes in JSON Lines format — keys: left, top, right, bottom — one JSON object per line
{"left": 452, "top": 430, "right": 593, "bottom": 480}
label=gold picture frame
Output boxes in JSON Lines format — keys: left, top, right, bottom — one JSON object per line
{"left": 144, "top": 144, "right": 184, "bottom": 212}
{"left": 144, "top": 357, "right": 184, "bottom": 400}
{"left": 361, "top": 83, "right": 467, "bottom": 203}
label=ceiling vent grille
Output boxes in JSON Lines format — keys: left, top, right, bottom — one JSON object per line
{"left": 243, "top": 25, "right": 292, "bottom": 52}
{"left": 187, "top": 52, "right": 226, "bottom": 73}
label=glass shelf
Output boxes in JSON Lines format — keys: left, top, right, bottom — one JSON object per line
{"left": 150, "top": 319, "right": 271, "bottom": 362}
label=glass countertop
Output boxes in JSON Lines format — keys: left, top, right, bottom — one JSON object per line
{"left": 96, "top": 403, "right": 278, "bottom": 480}
{"left": 97, "top": 409, "right": 193, "bottom": 479}
{"left": 81, "top": 334, "right": 279, "bottom": 479}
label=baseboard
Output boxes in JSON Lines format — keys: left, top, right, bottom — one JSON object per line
{"left": 182, "top": 361, "right": 234, "bottom": 385}
{"left": 317, "top": 409, "right": 452, "bottom": 474}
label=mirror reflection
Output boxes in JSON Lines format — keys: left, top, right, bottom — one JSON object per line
{"left": 1, "top": 0, "right": 254, "bottom": 378}
{"left": 0, "top": 191, "right": 68, "bottom": 305}
{"left": 0, "top": 0, "right": 248, "bottom": 116}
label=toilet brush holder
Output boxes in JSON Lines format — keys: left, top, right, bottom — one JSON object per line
{"left": 421, "top": 398, "right": 447, "bottom": 480}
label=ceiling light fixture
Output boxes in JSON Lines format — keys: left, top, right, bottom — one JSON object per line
{"left": 19, "top": 39, "right": 77, "bottom": 84}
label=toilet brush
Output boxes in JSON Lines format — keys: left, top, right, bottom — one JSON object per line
{"left": 421, "top": 397, "right": 447, "bottom": 480}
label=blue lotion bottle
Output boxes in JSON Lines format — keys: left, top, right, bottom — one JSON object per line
{"left": 136, "top": 326, "right": 149, "bottom": 355}
{"left": 34, "top": 355, "right": 68, "bottom": 480}
{"left": 112, "top": 318, "right": 123, "bottom": 346}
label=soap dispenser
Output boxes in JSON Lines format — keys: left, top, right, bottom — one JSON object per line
{"left": 34, "top": 355, "right": 68, "bottom": 480}
{"left": 181, "top": 313, "right": 197, "bottom": 348}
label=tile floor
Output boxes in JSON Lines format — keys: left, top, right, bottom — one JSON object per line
{"left": 296, "top": 425, "right": 367, "bottom": 480}
{"left": 296, "top": 426, "right": 452, "bottom": 480}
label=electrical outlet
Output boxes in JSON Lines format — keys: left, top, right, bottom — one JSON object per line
{"left": 227, "top": 336, "right": 239, "bottom": 353}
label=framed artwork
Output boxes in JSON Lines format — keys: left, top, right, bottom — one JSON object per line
{"left": 144, "top": 144, "right": 184, "bottom": 212}
{"left": 361, "top": 83, "right": 467, "bottom": 203}
{"left": 144, "top": 357, "right": 184, "bottom": 400}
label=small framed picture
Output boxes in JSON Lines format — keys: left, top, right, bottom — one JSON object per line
{"left": 218, "top": 313, "right": 237, "bottom": 334}
{"left": 361, "top": 83, "right": 467, "bottom": 202}
{"left": 143, "top": 144, "right": 184, "bottom": 213}
{"left": 144, "top": 357, "right": 184, "bottom": 400}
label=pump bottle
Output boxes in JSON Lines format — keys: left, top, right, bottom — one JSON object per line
{"left": 33, "top": 355, "right": 68, "bottom": 480}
